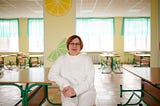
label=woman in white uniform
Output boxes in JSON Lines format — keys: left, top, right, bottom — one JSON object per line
{"left": 48, "top": 35, "right": 96, "bottom": 106}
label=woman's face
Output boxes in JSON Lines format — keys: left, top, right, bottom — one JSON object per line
{"left": 68, "top": 38, "right": 81, "bottom": 56}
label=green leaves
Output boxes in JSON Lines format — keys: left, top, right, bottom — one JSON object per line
{"left": 47, "top": 38, "right": 68, "bottom": 62}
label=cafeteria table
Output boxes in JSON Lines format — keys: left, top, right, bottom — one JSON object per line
{"left": 0, "top": 67, "right": 61, "bottom": 106}
{"left": 100, "top": 53, "right": 123, "bottom": 74}
{"left": 118, "top": 66, "right": 160, "bottom": 106}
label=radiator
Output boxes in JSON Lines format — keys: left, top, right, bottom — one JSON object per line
{"left": 87, "top": 54, "right": 101, "bottom": 64}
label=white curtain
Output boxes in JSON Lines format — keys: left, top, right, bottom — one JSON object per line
{"left": 123, "top": 18, "right": 150, "bottom": 51}
{"left": 28, "top": 19, "right": 44, "bottom": 52}
{"left": 0, "top": 19, "right": 19, "bottom": 52}
{"left": 76, "top": 18, "right": 114, "bottom": 52}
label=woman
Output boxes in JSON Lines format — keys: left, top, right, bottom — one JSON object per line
{"left": 48, "top": 35, "right": 96, "bottom": 106}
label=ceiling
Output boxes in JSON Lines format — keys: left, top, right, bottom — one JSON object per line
{"left": 0, "top": 0, "right": 150, "bottom": 18}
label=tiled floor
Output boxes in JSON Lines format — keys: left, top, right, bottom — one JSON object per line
{"left": 94, "top": 65, "right": 142, "bottom": 106}
{"left": 0, "top": 65, "right": 145, "bottom": 106}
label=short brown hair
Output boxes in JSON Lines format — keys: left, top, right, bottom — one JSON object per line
{"left": 66, "top": 35, "right": 83, "bottom": 50}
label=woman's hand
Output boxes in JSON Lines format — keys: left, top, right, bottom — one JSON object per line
{"left": 62, "top": 86, "right": 76, "bottom": 98}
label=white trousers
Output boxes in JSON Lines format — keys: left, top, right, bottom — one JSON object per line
{"left": 61, "top": 89, "right": 96, "bottom": 106}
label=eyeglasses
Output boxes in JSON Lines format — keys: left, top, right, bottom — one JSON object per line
{"left": 69, "top": 42, "right": 80, "bottom": 46}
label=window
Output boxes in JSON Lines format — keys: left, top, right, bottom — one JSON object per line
{"left": 28, "top": 19, "right": 44, "bottom": 52}
{"left": 0, "top": 19, "right": 19, "bottom": 52}
{"left": 76, "top": 18, "right": 114, "bottom": 52}
{"left": 123, "top": 18, "right": 150, "bottom": 51}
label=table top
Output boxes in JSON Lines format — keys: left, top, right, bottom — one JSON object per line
{"left": 135, "top": 53, "right": 150, "bottom": 57}
{"left": 0, "top": 54, "right": 17, "bottom": 57}
{"left": 123, "top": 66, "right": 160, "bottom": 85}
{"left": 0, "top": 67, "right": 54, "bottom": 85}
{"left": 100, "top": 53, "right": 120, "bottom": 57}
{"left": 29, "top": 54, "right": 43, "bottom": 57}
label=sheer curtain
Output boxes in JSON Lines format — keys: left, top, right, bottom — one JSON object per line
{"left": 76, "top": 18, "right": 114, "bottom": 52}
{"left": 0, "top": 19, "right": 19, "bottom": 52}
{"left": 122, "top": 18, "right": 150, "bottom": 51}
{"left": 28, "top": 19, "right": 44, "bottom": 52}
